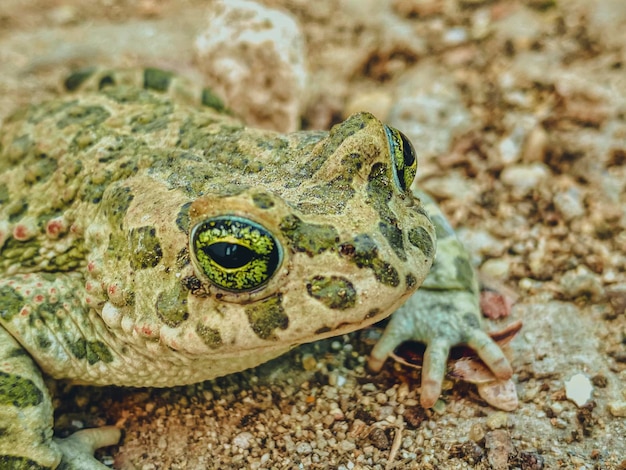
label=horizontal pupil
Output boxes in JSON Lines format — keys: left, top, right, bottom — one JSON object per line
{"left": 205, "top": 242, "right": 254, "bottom": 269}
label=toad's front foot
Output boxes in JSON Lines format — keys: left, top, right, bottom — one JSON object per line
{"left": 369, "top": 190, "right": 513, "bottom": 408}
{"left": 369, "top": 288, "right": 512, "bottom": 408}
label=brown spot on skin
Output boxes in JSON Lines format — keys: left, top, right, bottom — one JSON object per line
{"left": 315, "top": 326, "right": 332, "bottom": 335}
{"left": 365, "top": 308, "right": 381, "bottom": 320}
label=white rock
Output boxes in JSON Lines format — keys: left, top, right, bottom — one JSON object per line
{"left": 480, "top": 259, "right": 511, "bottom": 280}
{"left": 564, "top": 373, "right": 593, "bottom": 407}
{"left": 500, "top": 163, "right": 550, "bottom": 193}
{"left": 553, "top": 188, "right": 585, "bottom": 221}
{"left": 195, "top": 0, "right": 308, "bottom": 132}
{"left": 607, "top": 400, "right": 626, "bottom": 418}
{"left": 232, "top": 431, "right": 255, "bottom": 449}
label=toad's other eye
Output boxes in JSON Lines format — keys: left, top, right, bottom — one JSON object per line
{"left": 384, "top": 125, "right": 417, "bottom": 192}
{"left": 191, "top": 216, "right": 282, "bottom": 292}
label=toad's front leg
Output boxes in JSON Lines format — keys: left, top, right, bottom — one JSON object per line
{"left": 0, "top": 275, "right": 120, "bottom": 469}
{"left": 369, "top": 192, "right": 513, "bottom": 408}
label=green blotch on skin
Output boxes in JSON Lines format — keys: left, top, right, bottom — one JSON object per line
{"left": 102, "top": 185, "right": 134, "bottom": 230}
{"left": 0, "top": 371, "right": 43, "bottom": 407}
{"left": 408, "top": 226, "right": 435, "bottom": 258}
{"left": 196, "top": 324, "right": 223, "bottom": 349}
{"left": 0, "top": 285, "right": 24, "bottom": 321}
{"left": 296, "top": 176, "right": 355, "bottom": 215}
{"left": 279, "top": 215, "right": 339, "bottom": 256}
{"left": 252, "top": 192, "right": 275, "bottom": 209}
{"left": 379, "top": 221, "right": 406, "bottom": 261}
{"left": 130, "top": 110, "right": 170, "bottom": 133}
{"left": 5, "top": 198, "right": 28, "bottom": 222}
{"left": 6, "top": 349, "right": 29, "bottom": 359}
{"left": 201, "top": 87, "right": 225, "bottom": 111}
{"left": 454, "top": 256, "right": 476, "bottom": 292}
{"left": 46, "top": 245, "right": 86, "bottom": 271}
{"left": 289, "top": 113, "right": 371, "bottom": 185}
{"left": 156, "top": 287, "right": 189, "bottom": 327}
{"left": 339, "top": 234, "right": 400, "bottom": 287}
{"left": 176, "top": 202, "right": 192, "bottom": 233}
{"left": 64, "top": 66, "right": 97, "bottom": 91}
{"left": 144, "top": 67, "right": 173, "bottom": 92}
{"left": 56, "top": 104, "right": 110, "bottom": 129}
{"left": 129, "top": 226, "right": 163, "bottom": 270}
{"left": 67, "top": 339, "right": 113, "bottom": 365}
{"left": 306, "top": 275, "right": 357, "bottom": 310}
{"left": 0, "top": 183, "right": 10, "bottom": 206}
{"left": 366, "top": 162, "right": 412, "bottom": 242}
{"left": 245, "top": 294, "right": 289, "bottom": 340}
{"left": 0, "top": 237, "right": 42, "bottom": 270}
{"left": 35, "top": 333, "right": 52, "bottom": 350}
{"left": 0, "top": 455, "right": 50, "bottom": 470}
{"left": 0, "top": 135, "right": 33, "bottom": 172}
{"left": 22, "top": 154, "right": 57, "bottom": 185}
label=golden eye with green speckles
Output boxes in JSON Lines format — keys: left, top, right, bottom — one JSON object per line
{"left": 191, "top": 216, "right": 282, "bottom": 292}
{"left": 384, "top": 125, "right": 417, "bottom": 192}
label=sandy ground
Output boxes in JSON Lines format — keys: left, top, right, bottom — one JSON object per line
{"left": 1, "top": 0, "right": 625, "bottom": 468}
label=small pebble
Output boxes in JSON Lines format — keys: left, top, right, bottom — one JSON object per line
{"left": 469, "top": 423, "right": 485, "bottom": 442}
{"left": 295, "top": 442, "right": 313, "bottom": 455}
{"left": 553, "top": 188, "right": 585, "bottom": 221}
{"left": 443, "top": 27, "right": 469, "bottom": 45}
{"left": 481, "top": 259, "right": 511, "bottom": 280}
{"left": 486, "top": 412, "right": 509, "bottom": 430}
{"left": 500, "top": 163, "right": 550, "bottom": 193}
{"left": 301, "top": 354, "right": 317, "bottom": 371}
{"left": 607, "top": 400, "right": 626, "bottom": 417}
{"left": 232, "top": 431, "right": 255, "bottom": 450}
{"left": 560, "top": 266, "right": 605, "bottom": 301}
{"left": 564, "top": 373, "right": 593, "bottom": 407}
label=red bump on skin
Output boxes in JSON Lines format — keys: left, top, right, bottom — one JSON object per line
{"left": 46, "top": 218, "right": 66, "bottom": 238}
{"left": 13, "top": 225, "right": 30, "bottom": 240}
{"left": 34, "top": 295, "right": 44, "bottom": 303}
{"left": 134, "top": 325, "right": 154, "bottom": 337}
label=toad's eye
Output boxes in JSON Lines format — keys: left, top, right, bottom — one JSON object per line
{"left": 191, "top": 216, "right": 282, "bottom": 292}
{"left": 384, "top": 125, "right": 417, "bottom": 192}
